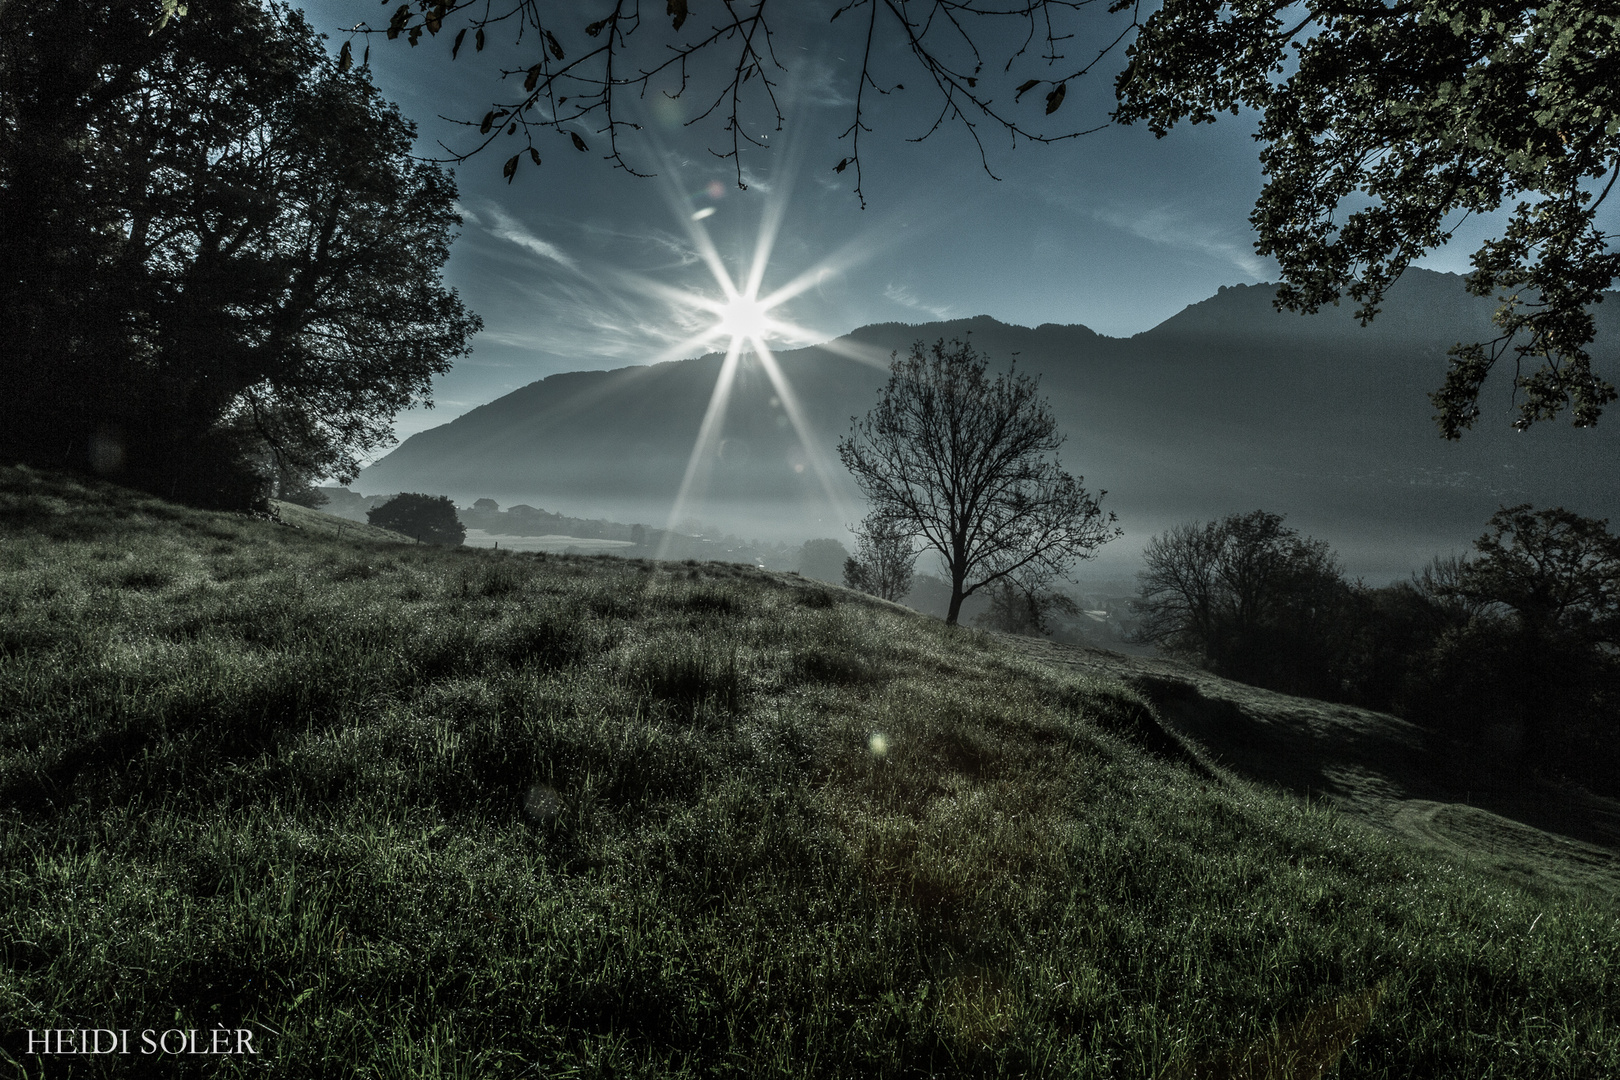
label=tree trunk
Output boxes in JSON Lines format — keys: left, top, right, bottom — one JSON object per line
{"left": 946, "top": 560, "right": 967, "bottom": 624}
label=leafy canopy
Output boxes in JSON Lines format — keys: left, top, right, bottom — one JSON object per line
{"left": 1114, "top": 1, "right": 1620, "bottom": 436}
{"left": 0, "top": 2, "right": 480, "bottom": 506}
{"left": 368, "top": 493, "right": 468, "bottom": 546}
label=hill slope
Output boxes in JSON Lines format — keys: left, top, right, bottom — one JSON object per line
{"left": 2, "top": 464, "right": 1617, "bottom": 1078}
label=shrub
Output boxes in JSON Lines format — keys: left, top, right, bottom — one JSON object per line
{"left": 368, "top": 493, "right": 466, "bottom": 546}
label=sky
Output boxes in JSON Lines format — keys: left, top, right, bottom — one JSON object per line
{"left": 293, "top": 0, "right": 1503, "bottom": 452}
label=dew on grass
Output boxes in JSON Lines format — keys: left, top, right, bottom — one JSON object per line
{"left": 869, "top": 733, "right": 889, "bottom": 758}
{"left": 524, "top": 783, "right": 559, "bottom": 822}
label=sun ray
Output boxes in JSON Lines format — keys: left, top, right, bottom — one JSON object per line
{"left": 660, "top": 336, "right": 746, "bottom": 559}
{"left": 751, "top": 342, "right": 855, "bottom": 523}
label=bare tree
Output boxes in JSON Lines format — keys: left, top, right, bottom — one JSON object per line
{"left": 974, "top": 575, "right": 1079, "bottom": 636}
{"left": 839, "top": 338, "right": 1118, "bottom": 625}
{"left": 843, "top": 515, "right": 917, "bottom": 602}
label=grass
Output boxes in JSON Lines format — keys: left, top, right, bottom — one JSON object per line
{"left": 1, "top": 463, "right": 1617, "bottom": 1078}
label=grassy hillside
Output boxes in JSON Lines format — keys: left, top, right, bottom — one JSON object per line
{"left": 268, "top": 498, "right": 417, "bottom": 544}
{"left": 1, "top": 464, "right": 1617, "bottom": 1078}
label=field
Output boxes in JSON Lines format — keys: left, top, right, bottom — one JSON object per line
{"left": 1, "top": 464, "right": 1617, "bottom": 1078}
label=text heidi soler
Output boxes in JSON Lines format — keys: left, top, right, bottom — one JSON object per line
{"left": 24, "top": 1028, "right": 259, "bottom": 1055}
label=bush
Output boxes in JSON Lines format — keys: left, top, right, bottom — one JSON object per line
{"left": 368, "top": 494, "right": 466, "bottom": 546}
{"left": 798, "top": 538, "right": 851, "bottom": 584}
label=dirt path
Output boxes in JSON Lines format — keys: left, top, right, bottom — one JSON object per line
{"left": 1002, "top": 635, "right": 1620, "bottom": 902}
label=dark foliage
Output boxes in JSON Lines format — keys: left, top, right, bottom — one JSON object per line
{"left": 798, "top": 538, "right": 852, "bottom": 585}
{"left": 1116, "top": 2, "right": 1620, "bottom": 436}
{"left": 1134, "top": 511, "right": 1352, "bottom": 698}
{"left": 369, "top": 493, "right": 466, "bottom": 546}
{"left": 1143, "top": 506, "right": 1620, "bottom": 794}
{"left": 0, "top": 1, "right": 479, "bottom": 510}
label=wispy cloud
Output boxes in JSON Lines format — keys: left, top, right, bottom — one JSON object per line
{"left": 883, "top": 282, "right": 952, "bottom": 320}
{"left": 482, "top": 204, "right": 580, "bottom": 272}
{"left": 578, "top": 221, "right": 701, "bottom": 269}
{"left": 1090, "top": 204, "right": 1267, "bottom": 279}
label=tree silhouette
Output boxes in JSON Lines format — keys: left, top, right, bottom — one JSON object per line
{"left": 1134, "top": 511, "right": 1347, "bottom": 694}
{"left": 1115, "top": 2, "right": 1620, "bottom": 435}
{"left": 368, "top": 494, "right": 467, "bottom": 546}
{"left": 839, "top": 338, "right": 1118, "bottom": 625}
{"left": 0, "top": 2, "right": 479, "bottom": 507}
{"left": 798, "top": 538, "right": 852, "bottom": 585}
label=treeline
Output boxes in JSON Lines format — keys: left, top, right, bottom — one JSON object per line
{"left": 463, "top": 500, "right": 637, "bottom": 542}
{"left": 1136, "top": 507, "right": 1620, "bottom": 794}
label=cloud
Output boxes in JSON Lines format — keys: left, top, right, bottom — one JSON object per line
{"left": 1090, "top": 203, "right": 1267, "bottom": 279}
{"left": 883, "top": 282, "right": 952, "bottom": 320}
{"left": 578, "top": 221, "right": 701, "bottom": 269}
{"left": 481, "top": 204, "right": 580, "bottom": 272}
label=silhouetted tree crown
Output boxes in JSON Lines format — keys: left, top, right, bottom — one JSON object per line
{"left": 1459, "top": 504, "right": 1620, "bottom": 646}
{"left": 0, "top": 1, "right": 480, "bottom": 508}
{"left": 369, "top": 494, "right": 467, "bottom": 546}
{"left": 1114, "top": 2, "right": 1620, "bottom": 436}
{"left": 1134, "top": 511, "right": 1349, "bottom": 695}
{"left": 840, "top": 338, "right": 1118, "bottom": 625}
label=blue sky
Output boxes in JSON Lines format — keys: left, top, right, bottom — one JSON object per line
{"left": 293, "top": 2, "right": 1498, "bottom": 451}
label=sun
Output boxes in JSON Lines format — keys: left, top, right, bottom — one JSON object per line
{"left": 714, "top": 291, "right": 774, "bottom": 346}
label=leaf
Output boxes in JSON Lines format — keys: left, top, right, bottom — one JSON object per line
{"left": 476, "top": 27, "right": 485, "bottom": 51}
{"left": 1015, "top": 79, "right": 1039, "bottom": 101}
{"left": 529, "top": 148, "right": 542, "bottom": 166}
{"left": 570, "top": 131, "right": 588, "bottom": 152}
{"left": 966, "top": 77, "right": 976, "bottom": 87}
{"left": 1045, "top": 82, "right": 1066, "bottom": 115}
{"left": 408, "top": 25, "right": 422, "bottom": 46}
{"left": 525, "top": 63, "right": 542, "bottom": 91}
{"left": 425, "top": 14, "right": 441, "bottom": 34}
{"left": 480, "top": 111, "right": 496, "bottom": 134}
{"left": 545, "top": 29, "right": 564, "bottom": 59}
{"left": 452, "top": 27, "right": 466, "bottom": 58}
{"left": 363, "top": 44, "right": 369, "bottom": 66}
{"left": 586, "top": 18, "right": 607, "bottom": 36}
{"left": 668, "top": 0, "right": 688, "bottom": 31}
{"left": 835, "top": 157, "right": 849, "bottom": 173}
{"left": 508, "top": 123, "right": 517, "bottom": 135}
{"left": 338, "top": 40, "right": 353, "bottom": 72}
{"left": 503, "top": 154, "right": 520, "bottom": 183}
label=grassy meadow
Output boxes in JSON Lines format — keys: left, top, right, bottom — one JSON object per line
{"left": 1, "top": 464, "right": 1617, "bottom": 1078}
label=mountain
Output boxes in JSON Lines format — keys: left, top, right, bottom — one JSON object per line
{"left": 358, "top": 270, "right": 1620, "bottom": 581}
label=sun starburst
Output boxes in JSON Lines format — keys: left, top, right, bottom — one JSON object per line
{"left": 623, "top": 188, "right": 869, "bottom": 556}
